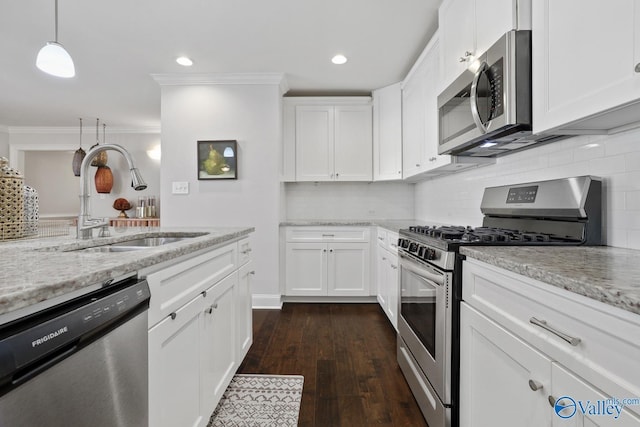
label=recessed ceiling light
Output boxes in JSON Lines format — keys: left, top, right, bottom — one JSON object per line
{"left": 331, "top": 54, "right": 348, "bottom": 65}
{"left": 176, "top": 56, "right": 193, "bottom": 67}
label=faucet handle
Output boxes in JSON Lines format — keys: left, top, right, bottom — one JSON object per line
{"left": 99, "top": 224, "right": 111, "bottom": 237}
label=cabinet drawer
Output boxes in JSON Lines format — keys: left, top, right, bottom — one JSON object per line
{"left": 463, "top": 259, "right": 640, "bottom": 402}
{"left": 238, "top": 237, "right": 252, "bottom": 266}
{"left": 376, "top": 227, "right": 399, "bottom": 253}
{"left": 285, "top": 226, "right": 371, "bottom": 242}
{"left": 146, "top": 243, "right": 237, "bottom": 327}
{"left": 376, "top": 227, "right": 387, "bottom": 247}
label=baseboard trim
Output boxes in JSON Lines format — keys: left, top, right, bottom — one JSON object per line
{"left": 252, "top": 294, "right": 283, "bottom": 309}
{"left": 282, "top": 296, "right": 378, "bottom": 304}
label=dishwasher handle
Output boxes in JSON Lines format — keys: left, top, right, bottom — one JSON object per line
{"left": 0, "top": 277, "right": 150, "bottom": 394}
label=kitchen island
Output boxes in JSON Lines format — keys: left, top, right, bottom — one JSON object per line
{"left": 0, "top": 226, "right": 253, "bottom": 319}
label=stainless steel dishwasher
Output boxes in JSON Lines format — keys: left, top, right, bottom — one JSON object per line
{"left": 0, "top": 276, "right": 150, "bottom": 427}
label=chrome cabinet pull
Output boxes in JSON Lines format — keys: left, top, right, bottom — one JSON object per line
{"left": 530, "top": 317, "right": 581, "bottom": 346}
{"left": 250, "top": 270, "right": 256, "bottom": 275}
{"left": 170, "top": 312, "right": 177, "bottom": 320}
{"left": 378, "top": 236, "right": 385, "bottom": 241}
{"left": 415, "top": 163, "right": 420, "bottom": 167}
{"left": 213, "top": 303, "right": 218, "bottom": 309}
{"left": 322, "top": 234, "right": 335, "bottom": 237}
{"left": 391, "top": 265, "right": 398, "bottom": 270}
{"left": 205, "top": 306, "right": 213, "bottom": 314}
{"left": 201, "top": 290, "right": 207, "bottom": 297}
{"left": 528, "top": 379, "right": 543, "bottom": 391}
{"left": 241, "top": 248, "right": 252, "bottom": 254}
{"left": 429, "top": 157, "right": 437, "bottom": 161}
{"left": 635, "top": 63, "right": 640, "bottom": 73}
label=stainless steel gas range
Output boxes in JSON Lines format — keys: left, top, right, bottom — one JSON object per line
{"left": 396, "top": 176, "right": 602, "bottom": 427}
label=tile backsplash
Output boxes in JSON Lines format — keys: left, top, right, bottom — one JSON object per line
{"left": 285, "top": 181, "right": 414, "bottom": 220}
{"left": 414, "top": 127, "right": 640, "bottom": 250}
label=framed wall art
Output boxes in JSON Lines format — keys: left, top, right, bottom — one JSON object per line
{"left": 197, "top": 140, "right": 238, "bottom": 180}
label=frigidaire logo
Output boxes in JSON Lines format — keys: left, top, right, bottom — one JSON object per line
{"left": 31, "top": 326, "right": 68, "bottom": 347}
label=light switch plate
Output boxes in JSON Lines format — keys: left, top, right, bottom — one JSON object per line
{"left": 172, "top": 181, "right": 189, "bottom": 194}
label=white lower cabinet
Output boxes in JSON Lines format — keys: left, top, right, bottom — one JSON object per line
{"left": 146, "top": 238, "right": 254, "bottom": 427}
{"left": 461, "top": 258, "right": 640, "bottom": 427}
{"left": 236, "top": 262, "right": 254, "bottom": 364}
{"left": 149, "top": 294, "right": 204, "bottom": 427}
{"left": 200, "top": 272, "right": 238, "bottom": 420}
{"left": 460, "top": 303, "right": 551, "bottom": 427}
{"left": 284, "top": 227, "right": 371, "bottom": 297}
{"left": 376, "top": 227, "right": 399, "bottom": 330}
{"left": 285, "top": 242, "right": 370, "bottom": 296}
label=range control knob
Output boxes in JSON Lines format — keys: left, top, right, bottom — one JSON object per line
{"left": 423, "top": 248, "right": 437, "bottom": 261}
{"left": 408, "top": 242, "right": 419, "bottom": 253}
{"left": 398, "top": 238, "right": 409, "bottom": 249}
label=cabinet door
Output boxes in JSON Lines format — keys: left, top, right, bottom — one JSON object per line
{"left": 551, "top": 363, "right": 640, "bottom": 426}
{"left": 200, "top": 272, "right": 238, "bottom": 421}
{"left": 295, "top": 106, "right": 334, "bottom": 181}
{"left": 334, "top": 105, "right": 373, "bottom": 181}
{"left": 328, "top": 242, "right": 370, "bottom": 296}
{"left": 475, "top": 0, "right": 522, "bottom": 58}
{"left": 373, "top": 83, "right": 403, "bottom": 181}
{"left": 376, "top": 248, "right": 389, "bottom": 308}
{"left": 532, "top": 0, "right": 640, "bottom": 134}
{"left": 402, "top": 58, "right": 427, "bottom": 179}
{"left": 149, "top": 294, "right": 204, "bottom": 427}
{"left": 285, "top": 242, "right": 327, "bottom": 295}
{"left": 460, "top": 303, "right": 551, "bottom": 427}
{"left": 386, "top": 251, "right": 399, "bottom": 331}
{"left": 237, "top": 262, "right": 254, "bottom": 365}
{"left": 439, "top": 0, "right": 475, "bottom": 88}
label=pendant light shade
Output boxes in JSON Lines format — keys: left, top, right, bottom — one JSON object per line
{"left": 36, "top": 42, "right": 75, "bottom": 78}
{"left": 95, "top": 165, "right": 113, "bottom": 193}
{"left": 72, "top": 117, "right": 85, "bottom": 176}
{"left": 37, "top": 0, "right": 75, "bottom": 78}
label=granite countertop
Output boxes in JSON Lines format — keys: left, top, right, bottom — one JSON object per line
{"left": 460, "top": 246, "right": 640, "bottom": 315}
{"left": 280, "top": 219, "right": 418, "bottom": 234}
{"left": 0, "top": 226, "right": 254, "bottom": 318}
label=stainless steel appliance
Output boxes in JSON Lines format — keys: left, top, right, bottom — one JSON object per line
{"left": 397, "top": 176, "right": 602, "bottom": 427}
{"left": 0, "top": 276, "right": 150, "bottom": 427}
{"left": 437, "top": 30, "right": 565, "bottom": 157}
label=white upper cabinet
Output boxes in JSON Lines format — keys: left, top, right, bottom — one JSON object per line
{"left": 532, "top": 0, "right": 640, "bottom": 134}
{"left": 283, "top": 97, "right": 373, "bottom": 182}
{"left": 373, "top": 83, "right": 403, "bottom": 181}
{"left": 439, "top": 0, "right": 531, "bottom": 88}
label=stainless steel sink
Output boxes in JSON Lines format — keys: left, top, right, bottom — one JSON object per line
{"left": 63, "top": 232, "right": 208, "bottom": 253}
{"left": 110, "top": 237, "right": 187, "bottom": 248}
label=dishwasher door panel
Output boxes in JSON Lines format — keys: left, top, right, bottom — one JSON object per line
{"left": 0, "top": 310, "right": 148, "bottom": 427}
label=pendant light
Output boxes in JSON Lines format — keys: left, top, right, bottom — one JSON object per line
{"left": 36, "top": 0, "right": 75, "bottom": 78}
{"left": 90, "top": 118, "right": 108, "bottom": 167}
{"left": 71, "top": 117, "right": 85, "bottom": 176}
{"left": 94, "top": 122, "right": 113, "bottom": 193}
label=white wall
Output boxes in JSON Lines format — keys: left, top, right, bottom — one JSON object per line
{"left": 159, "top": 82, "right": 283, "bottom": 307}
{"left": 9, "top": 131, "right": 161, "bottom": 219}
{"left": 285, "top": 181, "right": 414, "bottom": 220}
{"left": 0, "top": 127, "right": 8, "bottom": 158}
{"left": 414, "top": 128, "right": 640, "bottom": 250}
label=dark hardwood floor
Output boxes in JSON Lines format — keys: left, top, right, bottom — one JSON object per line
{"left": 238, "top": 303, "right": 429, "bottom": 427}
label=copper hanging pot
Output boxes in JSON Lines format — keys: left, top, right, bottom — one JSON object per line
{"left": 72, "top": 118, "right": 86, "bottom": 177}
{"left": 95, "top": 165, "right": 113, "bottom": 193}
{"left": 90, "top": 118, "right": 108, "bottom": 167}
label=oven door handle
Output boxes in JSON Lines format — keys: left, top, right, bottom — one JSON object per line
{"left": 399, "top": 252, "right": 445, "bottom": 287}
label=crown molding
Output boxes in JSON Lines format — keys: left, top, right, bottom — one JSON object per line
{"left": 6, "top": 126, "right": 161, "bottom": 135}
{"left": 151, "top": 72, "right": 289, "bottom": 94}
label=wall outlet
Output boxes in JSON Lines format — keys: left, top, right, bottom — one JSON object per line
{"left": 172, "top": 181, "right": 189, "bottom": 194}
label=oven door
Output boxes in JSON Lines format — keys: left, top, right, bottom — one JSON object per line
{"left": 398, "top": 252, "right": 452, "bottom": 404}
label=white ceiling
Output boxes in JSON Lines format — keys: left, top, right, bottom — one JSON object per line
{"left": 0, "top": 0, "right": 441, "bottom": 129}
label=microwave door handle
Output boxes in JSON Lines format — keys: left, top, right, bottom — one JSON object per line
{"left": 470, "top": 61, "right": 489, "bottom": 133}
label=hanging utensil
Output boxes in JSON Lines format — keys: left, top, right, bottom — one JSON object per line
{"left": 72, "top": 117, "right": 85, "bottom": 176}
{"left": 90, "top": 118, "right": 108, "bottom": 167}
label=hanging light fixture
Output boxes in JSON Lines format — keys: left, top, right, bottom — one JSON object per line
{"left": 36, "top": 0, "right": 75, "bottom": 78}
{"left": 72, "top": 117, "right": 85, "bottom": 176}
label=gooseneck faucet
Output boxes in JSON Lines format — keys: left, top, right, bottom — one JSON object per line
{"left": 78, "top": 143, "right": 147, "bottom": 239}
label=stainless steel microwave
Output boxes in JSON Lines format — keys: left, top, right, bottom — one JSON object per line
{"left": 437, "top": 30, "right": 564, "bottom": 157}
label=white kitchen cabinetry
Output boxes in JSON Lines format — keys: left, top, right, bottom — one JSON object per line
{"left": 283, "top": 97, "right": 373, "bottom": 182}
{"left": 148, "top": 293, "right": 203, "bottom": 427}
{"left": 284, "top": 227, "right": 371, "bottom": 297}
{"left": 460, "top": 258, "right": 640, "bottom": 426}
{"left": 460, "top": 303, "right": 551, "bottom": 427}
{"left": 439, "top": 0, "right": 531, "bottom": 88}
{"left": 145, "top": 238, "right": 254, "bottom": 427}
{"left": 200, "top": 272, "right": 237, "bottom": 419}
{"left": 373, "top": 83, "right": 403, "bottom": 181}
{"left": 402, "top": 33, "right": 487, "bottom": 180}
{"left": 532, "top": 1, "right": 640, "bottom": 134}
{"left": 376, "top": 227, "right": 399, "bottom": 330}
